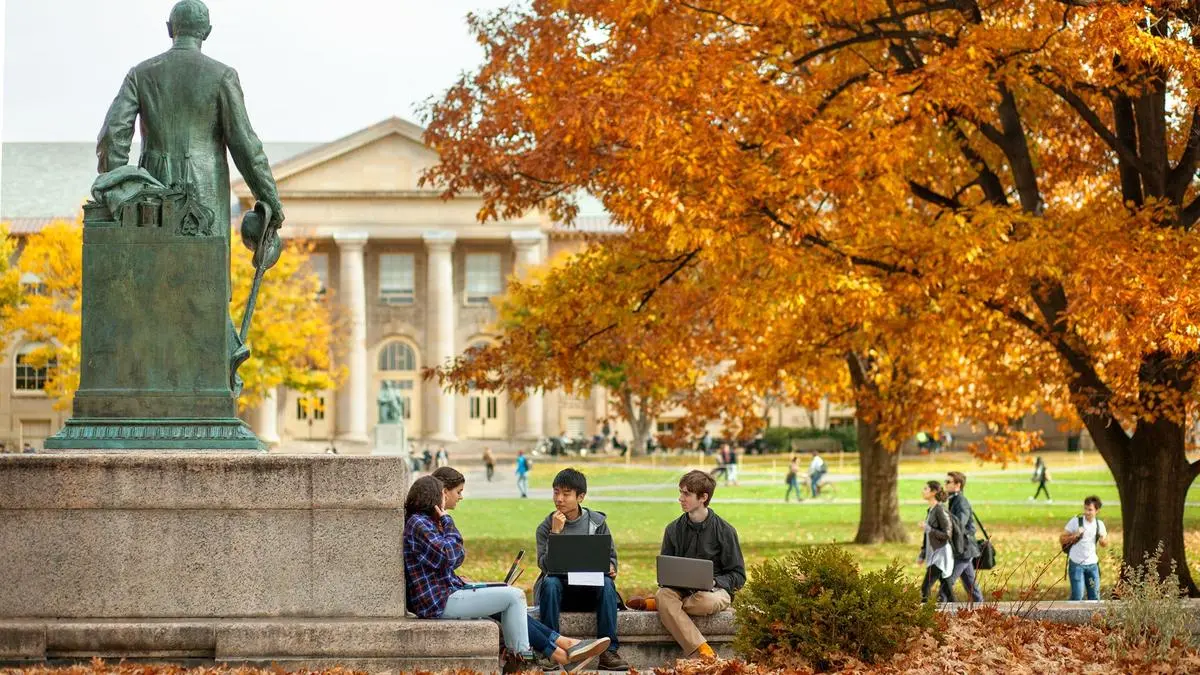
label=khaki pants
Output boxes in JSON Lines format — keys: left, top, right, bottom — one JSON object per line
{"left": 654, "top": 587, "right": 731, "bottom": 655}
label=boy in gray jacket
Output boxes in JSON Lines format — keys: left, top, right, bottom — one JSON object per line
{"left": 534, "top": 468, "right": 627, "bottom": 671}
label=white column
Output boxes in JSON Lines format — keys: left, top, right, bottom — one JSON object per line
{"left": 335, "top": 232, "right": 370, "bottom": 444}
{"left": 254, "top": 387, "right": 281, "bottom": 447}
{"left": 424, "top": 231, "right": 458, "bottom": 442}
{"left": 511, "top": 231, "right": 546, "bottom": 439}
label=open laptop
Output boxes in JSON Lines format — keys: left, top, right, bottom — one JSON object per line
{"left": 656, "top": 555, "right": 714, "bottom": 591}
{"left": 544, "top": 534, "right": 611, "bottom": 574}
{"left": 462, "top": 549, "right": 524, "bottom": 589}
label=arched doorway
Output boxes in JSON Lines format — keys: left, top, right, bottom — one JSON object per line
{"left": 460, "top": 338, "right": 507, "bottom": 439}
{"left": 374, "top": 338, "right": 421, "bottom": 438}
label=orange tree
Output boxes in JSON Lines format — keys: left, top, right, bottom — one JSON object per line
{"left": 424, "top": 1, "right": 1200, "bottom": 590}
{"left": 5, "top": 220, "right": 345, "bottom": 411}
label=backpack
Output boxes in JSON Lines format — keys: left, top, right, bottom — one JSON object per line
{"left": 1060, "top": 515, "right": 1099, "bottom": 554}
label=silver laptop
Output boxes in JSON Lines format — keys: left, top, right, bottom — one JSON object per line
{"left": 656, "top": 555, "right": 714, "bottom": 591}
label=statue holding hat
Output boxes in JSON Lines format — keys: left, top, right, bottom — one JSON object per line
{"left": 48, "top": 0, "right": 284, "bottom": 449}
{"left": 94, "top": 0, "right": 284, "bottom": 392}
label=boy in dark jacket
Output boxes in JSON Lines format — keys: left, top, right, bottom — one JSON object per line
{"left": 945, "top": 471, "right": 984, "bottom": 602}
{"left": 631, "top": 470, "right": 745, "bottom": 661}
{"left": 533, "top": 468, "right": 628, "bottom": 671}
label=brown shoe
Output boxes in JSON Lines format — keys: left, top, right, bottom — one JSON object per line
{"left": 598, "top": 649, "right": 630, "bottom": 671}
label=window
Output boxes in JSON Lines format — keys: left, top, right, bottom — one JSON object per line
{"left": 14, "top": 345, "right": 54, "bottom": 392}
{"left": 307, "top": 254, "right": 329, "bottom": 296}
{"left": 566, "top": 416, "right": 586, "bottom": 438}
{"left": 656, "top": 420, "right": 676, "bottom": 434}
{"left": 465, "top": 252, "right": 502, "bottom": 304}
{"left": 379, "top": 253, "right": 415, "bottom": 304}
{"left": 19, "top": 272, "right": 46, "bottom": 297}
{"left": 296, "top": 396, "right": 326, "bottom": 421}
{"left": 377, "top": 341, "right": 416, "bottom": 372}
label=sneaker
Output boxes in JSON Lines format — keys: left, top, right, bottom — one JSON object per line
{"left": 565, "top": 637, "right": 611, "bottom": 671}
{"left": 598, "top": 649, "right": 630, "bottom": 671}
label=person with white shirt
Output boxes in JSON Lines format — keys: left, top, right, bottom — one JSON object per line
{"left": 808, "top": 451, "right": 828, "bottom": 497}
{"left": 1061, "top": 495, "right": 1109, "bottom": 600}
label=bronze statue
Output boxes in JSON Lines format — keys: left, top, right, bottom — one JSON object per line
{"left": 96, "top": 0, "right": 284, "bottom": 391}
{"left": 377, "top": 382, "right": 405, "bottom": 425}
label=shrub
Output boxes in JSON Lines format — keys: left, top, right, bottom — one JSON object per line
{"left": 760, "top": 426, "right": 858, "bottom": 453}
{"left": 1103, "top": 544, "right": 1196, "bottom": 661}
{"left": 732, "top": 545, "right": 937, "bottom": 670}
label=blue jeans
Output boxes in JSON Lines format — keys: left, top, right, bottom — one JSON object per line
{"left": 1068, "top": 561, "right": 1100, "bottom": 600}
{"left": 516, "top": 473, "right": 529, "bottom": 497}
{"left": 537, "top": 575, "right": 620, "bottom": 650}
{"left": 947, "top": 558, "right": 984, "bottom": 602}
{"left": 810, "top": 471, "right": 825, "bottom": 497}
{"left": 785, "top": 476, "right": 802, "bottom": 501}
{"left": 442, "top": 585, "right": 560, "bottom": 658}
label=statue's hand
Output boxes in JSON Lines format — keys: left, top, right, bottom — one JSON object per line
{"left": 268, "top": 203, "right": 285, "bottom": 229}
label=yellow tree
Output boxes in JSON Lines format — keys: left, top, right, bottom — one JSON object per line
{"left": 0, "top": 224, "right": 24, "bottom": 350}
{"left": 6, "top": 220, "right": 345, "bottom": 412}
{"left": 424, "top": 0, "right": 1200, "bottom": 590}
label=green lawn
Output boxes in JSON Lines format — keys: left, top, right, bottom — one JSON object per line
{"left": 451, "top": 455, "right": 1200, "bottom": 602}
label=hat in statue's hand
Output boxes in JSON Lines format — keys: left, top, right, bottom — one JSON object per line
{"left": 240, "top": 201, "right": 282, "bottom": 270}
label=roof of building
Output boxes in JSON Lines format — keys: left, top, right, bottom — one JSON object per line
{"left": 1, "top": 129, "right": 621, "bottom": 236}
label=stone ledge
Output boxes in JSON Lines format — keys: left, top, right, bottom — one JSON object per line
{"left": 0, "top": 618, "right": 501, "bottom": 672}
{"left": 553, "top": 610, "right": 736, "bottom": 669}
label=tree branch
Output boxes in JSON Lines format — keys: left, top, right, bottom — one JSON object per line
{"left": 793, "top": 30, "right": 955, "bottom": 69}
{"left": 1167, "top": 105, "right": 1200, "bottom": 203}
{"left": 678, "top": 2, "right": 759, "bottom": 28}
{"left": 1036, "top": 77, "right": 1152, "bottom": 176}
{"left": 908, "top": 179, "right": 963, "bottom": 210}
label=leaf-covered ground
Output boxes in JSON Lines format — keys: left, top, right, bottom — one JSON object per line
{"left": 5, "top": 609, "right": 1198, "bottom": 674}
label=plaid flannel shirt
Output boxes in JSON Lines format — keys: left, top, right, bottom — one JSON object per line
{"left": 404, "top": 512, "right": 466, "bottom": 618}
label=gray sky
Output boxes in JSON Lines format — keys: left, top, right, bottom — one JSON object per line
{"left": 2, "top": 0, "right": 511, "bottom": 142}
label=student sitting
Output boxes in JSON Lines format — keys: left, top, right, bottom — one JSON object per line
{"left": 629, "top": 470, "right": 745, "bottom": 661}
{"left": 534, "top": 468, "right": 628, "bottom": 671}
{"left": 403, "top": 475, "right": 609, "bottom": 672}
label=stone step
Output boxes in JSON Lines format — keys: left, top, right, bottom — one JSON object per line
{"left": 0, "top": 618, "right": 500, "bottom": 672}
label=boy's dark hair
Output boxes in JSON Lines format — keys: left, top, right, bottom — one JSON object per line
{"left": 405, "top": 475, "right": 443, "bottom": 521}
{"left": 432, "top": 466, "right": 465, "bottom": 490}
{"left": 1084, "top": 495, "right": 1103, "bottom": 510}
{"left": 552, "top": 467, "right": 588, "bottom": 495}
{"left": 947, "top": 471, "right": 967, "bottom": 488}
{"left": 680, "top": 470, "right": 716, "bottom": 506}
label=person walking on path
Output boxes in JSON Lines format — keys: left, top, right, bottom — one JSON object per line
{"left": 917, "top": 480, "right": 955, "bottom": 603}
{"left": 945, "top": 471, "right": 984, "bottom": 602}
{"left": 1030, "top": 456, "right": 1052, "bottom": 502}
{"left": 515, "top": 449, "right": 531, "bottom": 498}
{"left": 1061, "top": 495, "right": 1109, "bottom": 600}
{"left": 808, "top": 451, "right": 827, "bottom": 498}
{"left": 482, "top": 447, "right": 496, "bottom": 482}
{"left": 710, "top": 444, "right": 730, "bottom": 483}
{"left": 785, "top": 456, "right": 803, "bottom": 502}
{"left": 726, "top": 444, "right": 740, "bottom": 485}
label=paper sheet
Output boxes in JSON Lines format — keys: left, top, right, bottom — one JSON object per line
{"left": 567, "top": 572, "right": 604, "bottom": 587}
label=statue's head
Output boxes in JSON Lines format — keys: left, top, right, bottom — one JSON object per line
{"left": 166, "top": 0, "right": 212, "bottom": 41}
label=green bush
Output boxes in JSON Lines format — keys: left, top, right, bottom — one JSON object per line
{"left": 732, "top": 545, "right": 936, "bottom": 670}
{"left": 1103, "top": 545, "right": 1196, "bottom": 661}
{"left": 761, "top": 426, "right": 858, "bottom": 453}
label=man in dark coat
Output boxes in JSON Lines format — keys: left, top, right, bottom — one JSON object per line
{"left": 97, "top": 0, "right": 284, "bottom": 382}
{"left": 945, "top": 471, "right": 984, "bottom": 602}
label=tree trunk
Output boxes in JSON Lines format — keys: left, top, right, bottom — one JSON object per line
{"left": 1096, "top": 417, "right": 1200, "bottom": 596}
{"left": 853, "top": 414, "right": 908, "bottom": 544}
{"left": 619, "top": 388, "right": 651, "bottom": 457}
{"left": 845, "top": 353, "right": 907, "bottom": 544}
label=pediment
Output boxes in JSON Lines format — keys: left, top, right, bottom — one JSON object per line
{"left": 233, "top": 117, "right": 441, "bottom": 199}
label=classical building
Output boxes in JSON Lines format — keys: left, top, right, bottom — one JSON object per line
{"left": 1, "top": 117, "right": 1078, "bottom": 452}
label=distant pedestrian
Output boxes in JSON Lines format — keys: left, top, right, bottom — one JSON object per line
{"left": 808, "top": 451, "right": 827, "bottom": 498}
{"left": 22, "top": 442, "right": 34, "bottom": 454}
{"left": 435, "top": 446, "right": 449, "bottom": 469}
{"left": 710, "top": 444, "right": 731, "bottom": 484}
{"left": 726, "top": 444, "right": 739, "bottom": 485}
{"left": 483, "top": 446, "right": 496, "bottom": 482}
{"left": 421, "top": 447, "right": 433, "bottom": 472}
{"left": 785, "top": 456, "right": 802, "bottom": 502}
{"left": 1030, "top": 456, "right": 1051, "bottom": 502}
{"left": 1061, "top": 495, "right": 1109, "bottom": 600}
{"left": 699, "top": 430, "right": 714, "bottom": 456}
{"left": 917, "top": 480, "right": 955, "bottom": 603}
{"left": 945, "top": 472, "right": 984, "bottom": 602}
{"left": 515, "top": 449, "right": 531, "bottom": 498}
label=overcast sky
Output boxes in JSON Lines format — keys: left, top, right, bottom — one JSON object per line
{"left": 1, "top": 0, "right": 511, "bottom": 142}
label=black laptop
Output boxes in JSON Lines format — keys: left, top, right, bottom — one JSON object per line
{"left": 544, "top": 534, "right": 611, "bottom": 574}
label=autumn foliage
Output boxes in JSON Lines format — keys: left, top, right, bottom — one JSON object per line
{"left": 424, "top": 0, "right": 1200, "bottom": 591}
{"left": 2, "top": 221, "right": 345, "bottom": 411}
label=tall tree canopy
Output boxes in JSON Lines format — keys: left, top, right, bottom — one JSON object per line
{"left": 425, "top": 0, "right": 1200, "bottom": 591}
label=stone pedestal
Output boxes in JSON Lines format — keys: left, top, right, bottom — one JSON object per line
{"left": 0, "top": 454, "right": 499, "bottom": 671}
